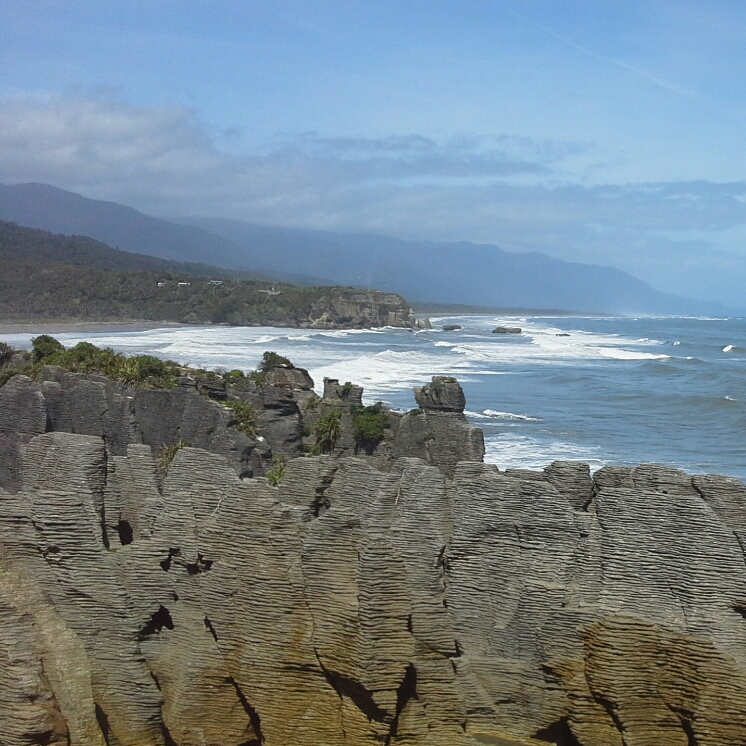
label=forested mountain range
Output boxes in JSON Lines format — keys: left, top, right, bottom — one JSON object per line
{"left": 0, "top": 182, "right": 732, "bottom": 315}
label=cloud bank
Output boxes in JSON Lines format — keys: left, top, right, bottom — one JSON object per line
{"left": 2, "top": 94, "right": 746, "bottom": 306}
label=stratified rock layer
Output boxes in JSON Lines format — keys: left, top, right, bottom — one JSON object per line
{"left": 3, "top": 430, "right": 746, "bottom": 745}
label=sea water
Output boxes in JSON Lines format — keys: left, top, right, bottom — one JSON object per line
{"left": 3, "top": 314, "right": 746, "bottom": 479}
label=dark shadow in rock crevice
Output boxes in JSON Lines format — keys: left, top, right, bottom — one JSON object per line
{"left": 95, "top": 704, "right": 112, "bottom": 746}
{"left": 138, "top": 605, "right": 174, "bottom": 640}
{"left": 117, "top": 519, "right": 133, "bottom": 545}
{"left": 227, "top": 676, "right": 264, "bottom": 745}
{"left": 533, "top": 717, "right": 582, "bottom": 746}
{"left": 385, "top": 663, "right": 418, "bottom": 745}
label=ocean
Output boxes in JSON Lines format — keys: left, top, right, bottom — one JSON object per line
{"left": 3, "top": 314, "right": 746, "bottom": 479}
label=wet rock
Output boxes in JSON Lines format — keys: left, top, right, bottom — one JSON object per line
{"left": 492, "top": 326, "right": 522, "bottom": 334}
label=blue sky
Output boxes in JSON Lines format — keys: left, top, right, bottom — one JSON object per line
{"left": 2, "top": 1, "right": 746, "bottom": 305}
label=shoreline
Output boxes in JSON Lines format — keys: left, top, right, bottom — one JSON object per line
{"left": 0, "top": 319, "right": 189, "bottom": 335}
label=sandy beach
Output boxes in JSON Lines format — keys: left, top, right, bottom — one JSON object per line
{"left": 0, "top": 319, "right": 187, "bottom": 335}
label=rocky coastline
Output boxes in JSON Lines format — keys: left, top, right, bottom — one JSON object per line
{"left": 1, "top": 341, "right": 746, "bottom": 745}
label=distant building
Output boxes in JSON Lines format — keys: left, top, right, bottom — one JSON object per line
{"left": 257, "top": 286, "right": 281, "bottom": 296}
{"left": 157, "top": 282, "right": 166, "bottom": 288}
{"left": 209, "top": 279, "right": 224, "bottom": 286}
{"left": 178, "top": 282, "right": 191, "bottom": 287}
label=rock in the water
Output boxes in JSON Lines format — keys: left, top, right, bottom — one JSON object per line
{"left": 492, "top": 326, "right": 522, "bottom": 334}
{"left": 416, "top": 317, "right": 432, "bottom": 329}
{"left": 442, "top": 324, "right": 462, "bottom": 331}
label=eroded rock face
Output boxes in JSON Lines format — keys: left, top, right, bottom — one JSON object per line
{"left": 3, "top": 432, "right": 746, "bottom": 745}
{"left": 308, "top": 291, "right": 414, "bottom": 329}
{"left": 0, "top": 368, "right": 484, "bottom": 489}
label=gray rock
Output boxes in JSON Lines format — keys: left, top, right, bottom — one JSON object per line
{"left": 492, "top": 326, "right": 522, "bottom": 334}
{"left": 414, "top": 376, "right": 466, "bottom": 412}
{"left": 4, "top": 432, "right": 746, "bottom": 744}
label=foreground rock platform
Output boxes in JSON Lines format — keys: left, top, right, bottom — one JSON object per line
{"left": 2, "top": 428, "right": 746, "bottom": 745}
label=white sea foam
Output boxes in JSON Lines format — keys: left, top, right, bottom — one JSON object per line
{"left": 724, "top": 344, "right": 734, "bottom": 352}
{"left": 308, "top": 348, "right": 470, "bottom": 401}
{"left": 465, "top": 409, "right": 541, "bottom": 422}
{"left": 483, "top": 434, "right": 607, "bottom": 471}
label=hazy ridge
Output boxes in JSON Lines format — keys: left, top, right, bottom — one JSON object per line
{"left": 0, "top": 181, "right": 733, "bottom": 316}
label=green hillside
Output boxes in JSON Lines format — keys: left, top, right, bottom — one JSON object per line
{"left": 0, "top": 219, "right": 271, "bottom": 279}
{"left": 0, "top": 221, "right": 411, "bottom": 328}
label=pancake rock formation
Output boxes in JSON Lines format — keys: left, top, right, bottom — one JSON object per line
{"left": 2, "top": 364, "right": 746, "bottom": 744}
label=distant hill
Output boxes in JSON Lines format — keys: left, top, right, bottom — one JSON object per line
{"left": 184, "top": 218, "right": 732, "bottom": 316}
{"left": 0, "top": 183, "right": 332, "bottom": 286}
{"left": 0, "top": 222, "right": 410, "bottom": 328}
{"left": 0, "top": 219, "right": 252, "bottom": 278}
{"left": 0, "top": 182, "right": 732, "bottom": 315}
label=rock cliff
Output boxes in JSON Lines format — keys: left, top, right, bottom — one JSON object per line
{"left": 2, "top": 357, "right": 746, "bottom": 744}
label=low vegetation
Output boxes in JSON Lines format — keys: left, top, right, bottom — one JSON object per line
{"left": 158, "top": 440, "right": 189, "bottom": 474}
{"left": 352, "top": 403, "right": 390, "bottom": 450}
{"left": 313, "top": 410, "right": 342, "bottom": 454}
{"left": 260, "top": 351, "right": 293, "bottom": 372}
{"left": 0, "top": 342, "right": 12, "bottom": 366}
{"left": 29, "top": 336, "right": 182, "bottom": 388}
{"left": 266, "top": 455, "right": 288, "bottom": 486}
{"left": 223, "top": 400, "right": 258, "bottom": 438}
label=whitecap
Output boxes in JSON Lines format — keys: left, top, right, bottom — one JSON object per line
{"left": 673, "top": 341, "right": 681, "bottom": 346}
{"left": 724, "top": 344, "right": 734, "bottom": 352}
{"left": 483, "top": 409, "right": 542, "bottom": 421}
{"left": 483, "top": 434, "right": 606, "bottom": 471}
{"left": 726, "top": 396, "right": 738, "bottom": 402}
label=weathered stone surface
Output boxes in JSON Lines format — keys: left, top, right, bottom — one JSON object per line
{"left": 4, "top": 434, "right": 746, "bottom": 744}
{"left": 5, "top": 348, "right": 746, "bottom": 746}
{"left": 2, "top": 358, "right": 487, "bottom": 488}
{"left": 414, "top": 376, "right": 467, "bottom": 412}
{"left": 309, "top": 291, "right": 413, "bottom": 329}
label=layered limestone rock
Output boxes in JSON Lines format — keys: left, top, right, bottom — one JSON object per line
{"left": 304, "top": 376, "right": 485, "bottom": 477}
{"left": 3, "top": 426, "right": 746, "bottom": 745}
{"left": 0, "top": 365, "right": 483, "bottom": 489}
{"left": 308, "top": 291, "right": 414, "bottom": 329}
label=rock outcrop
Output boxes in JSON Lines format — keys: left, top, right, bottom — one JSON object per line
{"left": 3, "top": 356, "right": 746, "bottom": 745}
{"left": 308, "top": 291, "right": 414, "bottom": 328}
{"left": 2, "top": 434, "right": 746, "bottom": 744}
{"left": 493, "top": 326, "right": 522, "bottom": 334}
{"left": 0, "top": 364, "right": 483, "bottom": 489}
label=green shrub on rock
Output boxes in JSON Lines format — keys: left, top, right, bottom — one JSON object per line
{"left": 259, "top": 351, "right": 293, "bottom": 373}
{"left": 224, "top": 399, "right": 258, "bottom": 438}
{"left": 352, "top": 403, "right": 389, "bottom": 450}
{"left": 158, "top": 440, "right": 189, "bottom": 474}
{"left": 0, "top": 342, "right": 13, "bottom": 366}
{"left": 313, "top": 410, "right": 341, "bottom": 454}
{"left": 267, "top": 455, "right": 287, "bottom": 486}
{"left": 31, "top": 334, "right": 65, "bottom": 362}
